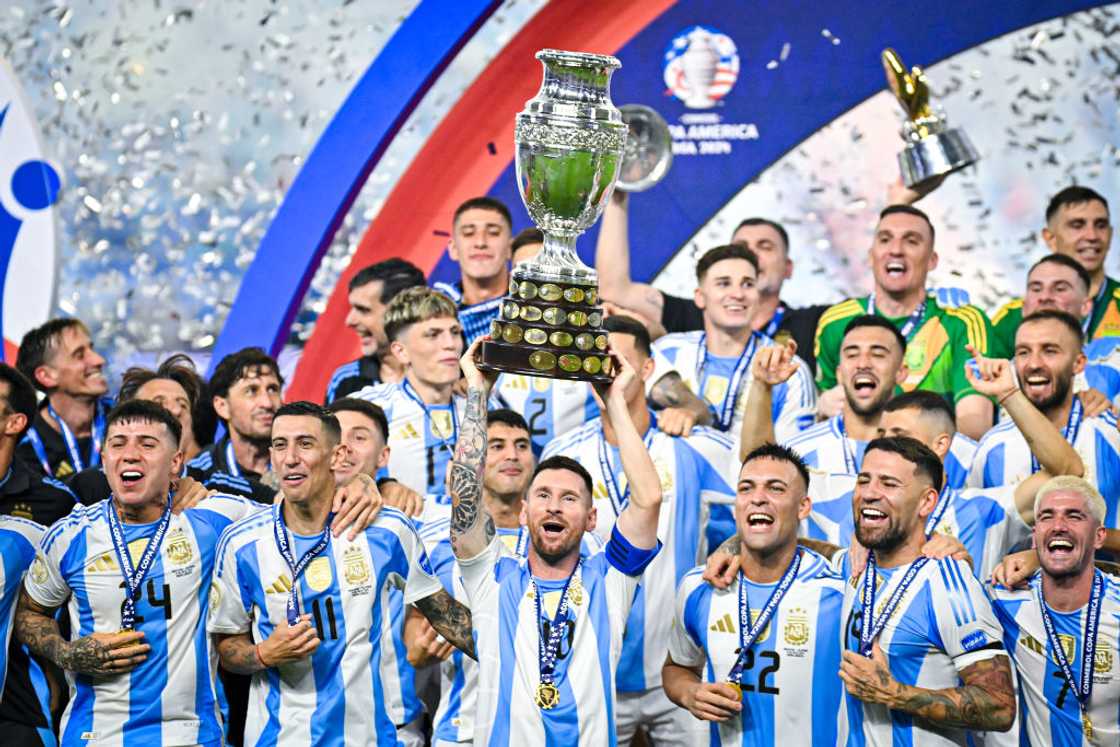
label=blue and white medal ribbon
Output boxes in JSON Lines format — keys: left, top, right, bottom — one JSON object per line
{"left": 515, "top": 525, "right": 529, "bottom": 557}
{"left": 761, "top": 304, "right": 787, "bottom": 339}
{"left": 531, "top": 558, "right": 581, "bottom": 710}
{"left": 696, "top": 333, "right": 757, "bottom": 431}
{"left": 867, "top": 293, "right": 928, "bottom": 341}
{"left": 26, "top": 401, "right": 107, "bottom": 476}
{"left": 725, "top": 549, "right": 802, "bottom": 695}
{"left": 858, "top": 552, "right": 929, "bottom": 656}
{"left": 1085, "top": 280, "right": 1110, "bottom": 337}
{"left": 1037, "top": 569, "right": 1103, "bottom": 738}
{"left": 106, "top": 493, "right": 173, "bottom": 630}
{"left": 597, "top": 421, "right": 658, "bottom": 516}
{"left": 1031, "top": 396, "right": 1083, "bottom": 474}
{"left": 923, "top": 484, "right": 953, "bottom": 536}
{"left": 272, "top": 503, "right": 335, "bottom": 626}
{"left": 402, "top": 379, "right": 459, "bottom": 453}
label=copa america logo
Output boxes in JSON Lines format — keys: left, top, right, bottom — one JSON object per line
{"left": 663, "top": 26, "right": 740, "bottom": 109}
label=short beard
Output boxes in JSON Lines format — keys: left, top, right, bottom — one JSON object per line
{"left": 855, "top": 519, "right": 908, "bottom": 554}
{"left": 1022, "top": 371, "right": 1073, "bottom": 414}
{"left": 531, "top": 533, "right": 582, "bottom": 567}
{"left": 845, "top": 385, "right": 892, "bottom": 418}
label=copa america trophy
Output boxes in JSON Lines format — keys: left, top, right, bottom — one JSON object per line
{"left": 479, "top": 50, "right": 627, "bottom": 384}
{"left": 882, "top": 48, "right": 979, "bottom": 189}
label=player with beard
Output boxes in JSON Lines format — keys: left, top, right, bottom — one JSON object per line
{"left": 968, "top": 310, "right": 1120, "bottom": 526}
{"left": 814, "top": 205, "right": 994, "bottom": 440}
{"left": 15, "top": 400, "right": 380, "bottom": 745}
{"left": 412, "top": 409, "right": 605, "bottom": 747}
{"left": 325, "top": 259, "right": 426, "bottom": 403}
{"left": 187, "top": 347, "right": 282, "bottom": 503}
{"left": 16, "top": 318, "right": 112, "bottom": 481}
{"left": 449, "top": 338, "right": 663, "bottom": 745}
{"left": 356, "top": 287, "right": 466, "bottom": 496}
{"left": 647, "top": 243, "right": 816, "bottom": 446}
{"left": 432, "top": 196, "right": 514, "bottom": 345}
{"left": 837, "top": 437, "right": 1015, "bottom": 744}
{"left": 988, "top": 477, "right": 1120, "bottom": 745}
{"left": 543, "top": 315, "right": 739, "bottom": 746}
{"left": 663, "top": 443, "right": 844, "bottom": 745}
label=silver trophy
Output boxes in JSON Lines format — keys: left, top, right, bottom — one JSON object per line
{"left": 883, "top": 48, "right": 979, "bottom": 189}
{"left": 479, "top": 50, "right": 626, "bottom": 382}
{"left": 617, "top": 104, "right": 673, "bottom": 192}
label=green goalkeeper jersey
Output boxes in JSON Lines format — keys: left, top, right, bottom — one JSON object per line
{"left": 990, "top": 275, "right": 1120, "bottom": 358}
{"left": 814, "top": 294, "right": 992, "bottom": 403}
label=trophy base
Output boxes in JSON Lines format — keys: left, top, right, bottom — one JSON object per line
{"left": 478, "top": 340, "right": 612, "bottom": 385}
{"left": 898, "top": 128, "right": 979, "bottom": 189}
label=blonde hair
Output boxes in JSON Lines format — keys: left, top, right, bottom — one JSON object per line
{"left": 1033, "top": 475, "right": 1106, "bottom": 524}
{"left": 383, "top": 287, "right": 459, "bottom": 342}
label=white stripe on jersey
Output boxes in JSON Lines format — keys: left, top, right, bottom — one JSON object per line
{"left": 208, "top": 505, "right": 441, "bottom": 746}
{"left": 542, "top": 417, "right": 737, "bottom": 690}
{"left": 804, "top": 470, "right": 856, "bottom": 547}
{"left": 353, "top": 381, "right": 466, "bottom": 495}
{"left": 0, "top": 516, "right": 43, "bottom": 695}
{"left": 988, "top": 573, "right": 1120, "bottom": 746}
{"left": 945, "top": 433, "right": 976, "bottom": 491}
{"left": 491, "top": 373, "right": 595, "bottom": 455}
{"left": 839, "top": 557, "right": 1008, "bottom": 747}
{"left": 459, "top": 533, "right": 645, "bottom": 747}
{"left": 967, "top": 406, "right": 1120, "bottom": 527}
{"left": 649, "top": 330, "right": 817, "bottom": 449}
{"left": 926, "top": 487, "right": 1031, "bottom": 580}
{"left": 24, "top": 495, "right": 258, "bottom": 747}
{"left": 668, "top": 551, "right": 845, "bottom": 746}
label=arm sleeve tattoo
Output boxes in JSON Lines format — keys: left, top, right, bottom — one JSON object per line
{"left": 890, "top": 655, "right": 1015, "bottom": 731}
{"left": 415, "top": 589, "right": 477, "bottom": 660}
{"left": 650, "top": 373, "right": 714, "bottom": 425}
{"left": 449, "top": 385, "right": 495, "bottom": 558}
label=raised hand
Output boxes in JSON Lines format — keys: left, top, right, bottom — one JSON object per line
{"left": 459, "top": 336, "right": 498, "bottom": 392}
{"left": 964, "top": 344, "right": 1018, "bottom": 401}
{"left": 751, "top": 340, "right": 799, "bottom": 388}
{"left": 258, "top": 614, "right": 320, "bottom": 667}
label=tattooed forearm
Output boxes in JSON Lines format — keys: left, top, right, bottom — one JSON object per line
{"left": 15, "top": 592, "right": 69, "bottom": 669}
{"left": 798, "top": 537, "right": 841, "bottom": 561}
{"left": 213, "top": 633, "right": 267, "bottom": 675}
{"left": 449, "top": 386, "right": 495, "bottom": 557}
{"left": 890, "top": 656, "right": 1015, "bottom": 731}
{"left": 415, "top": 589, "right": 477, "bottom": 660}
{"left": 650, "top": 374, "right": 713, "bottom": 425}
{"left": 716, "top": 535, "right": 742, "bottom": 556}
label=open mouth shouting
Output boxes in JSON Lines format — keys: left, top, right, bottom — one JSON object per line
{"left": 884, "top": 261, "right": 907, "bottom": 279}
{"left": 119, "top": 469, "right": 144, "bottom": 490}
{"left": 859, "top": 506, "right": 890, "bottom": 529}
{"left": 540, "top": 519, "right": 567, "bottom": 540}
{"left": 1044, "top": 535, "right": 1075, "bottom": 558}
{"left": 745, "top": 512, "right": 775, "bottom": 531}
{"left": 850, "top": 372, "right": 880, "bottom": 397}
{"left": 1021, "top": 370, "right": 1053, "bottom": 400}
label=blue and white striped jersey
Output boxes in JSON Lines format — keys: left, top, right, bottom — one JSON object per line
{"left": 542, "top": 417, "right": 738, "bottom": 691}
{"left": 650, "top": 330, "right": 817, "bottom": 450}
{"left": 1083, "top": 336, "right": 1120, "bottom": 405}
{"left": 967, "top": 404, "right": 1120, "bottom": 527}
{"left": 491, "top": 373, "right": 596, "bottom": 456}
{"left": 0, "top": 516, "right": 43, "bottom": 695}
{"left": 418, "top": 519, "right": 605, "bottom": 745}
{"left": 459, "top": 527, "right": 659, "bottom": 747}
{"left": 839, "top": 557, "right": 1009, "bottom": 746}
{"left": 24, "top": 494, "right": 260, "bottom": 746}
{"left": 431, "top": 281, "right": 503, "bottom": 345}
{"left": 803, "top": 471, "right": 857, "bottom": 547}
{"left": 668, "top": 551, "right": 844, "bottom": 746}
{"left": 988, "top": 572, "right": 1120, "bottom": 747}
{"left": 208, "top": 505, "right": 441, "bottom": 746}
{"left": 784, "top": 416, "right": 975, "bottom": 490}
{"left": 353, "top": 381, "right": 465, "bottom": 495}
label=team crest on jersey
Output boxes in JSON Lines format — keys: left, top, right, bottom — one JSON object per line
{"left": 166, "top": 529, "right": 193, "bottom": 566}
{"left": 306, "top": 556, "right": 333, "bottom": 592}
{"left": 654, "top": 459, "right": 674, "bottom": 493}
{"left": 1096, "top": 644, "right": 1113, "bottom": 674}
{"left": 702, "top": 376, "right": 729, "bottom": 408}
{"left": 29, "top": 556, "right": 48, "bottom": 585}
{"left": 784, "top": 607, "right": 810, "bottom": 646}
{"left": 343, "top": 545, "right": 370, "bottom": 585}
{"left": 10, "top": 502, "right": 33, "bottom": 521}
{"left": 568, "top": 574, "right": 584, "bottom": 606}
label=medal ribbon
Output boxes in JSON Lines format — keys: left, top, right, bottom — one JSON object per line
{"left": 761, "top": 304, "right": 787, "bottom": 339}
{"left": 531, "top": 559, "right": 581, "bottom": 693}
{"left": 696, "top": 332, "right": 758, "bottom": 431}
{"left": 867, "top": 293, "right": 928, "bottom": 341}
{"left": 726, "top": 549, "right": 802, "bottom": 686}
{"left": 1031, "top": 396, "right": 1083, "bottom": 474}
{"left": 597, "top": 419, "right": 658, "bottom": 516}
{"left": 106, "top": 492, "right": 173, "bottom": 630}
{"left": 923, "top": 484, "right": 953, "bottom": 537}
{"left": 1085, "top": 280, "right": 1110, "bottom": 336}
{"left": 402, "top": 379, "right": 459, "bottom": 455}
{"left": 834, "top": 415, "right": 858, "bottom": 475}
{"left": 272, "top": 502, "right": 335, "bottom": 626}
{"left": 27, "top": 400, "right": 107, "bottom": 476}
{"left": 1036, "top": 570, "right": 1104, "bottom": 718}
{"left": 858, "top": 552, "right": 929, "bottom": 656}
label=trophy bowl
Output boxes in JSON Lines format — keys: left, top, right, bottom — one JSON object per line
{"left": 479, "top": 50, "right": 627, "bottom": 384}
{"left": 617, "top": 104, "right": 673, "bottom": 193}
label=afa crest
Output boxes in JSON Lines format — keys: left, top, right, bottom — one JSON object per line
{"left": 784, "top": 607, "right": 810, "bottom": 646}
{"left": 166, "top": 529, "right": 193, "bottom": 566}
{"left": 343, "top": 545, "right": 370, "bottom": 586}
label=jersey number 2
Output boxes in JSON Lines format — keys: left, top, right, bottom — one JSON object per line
{"left": 119, "top": 580, "right": 173, "bottom": 625}
{"left": 736, "top": 649, "right": 781, "bottom": 695}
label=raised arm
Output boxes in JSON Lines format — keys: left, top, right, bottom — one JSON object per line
{"left": 738, "top": 341, "right": 798, "bottom": 461}
{"left": 449, "top": 338, "right": 498, "bottom": 559}
{"left": 649, "top": 372, "right": 714, "bottom": 435}
{"left": 604, "top": 356, "right": 662, "bottom": 549}
{"left": 595, "top": 190, "right": 666, "bottom": 323}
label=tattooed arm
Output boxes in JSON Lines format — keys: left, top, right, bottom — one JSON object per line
{"left": 450, "top": 339, "right": 498, "bottom": 560}
{"left": 840, "top": 645, "right": 1015, "bottom": 732}
{"left": 414, "top": 589, "right": 476, "bottom": 660}
{"left": 648, "top": 372, "right": 714, "bottom": 435}
{"left": 213, "top": 613, "right": 320, "bottom": 674}
{"left": 16, "top": 589, "right": 150, "bottom": 677}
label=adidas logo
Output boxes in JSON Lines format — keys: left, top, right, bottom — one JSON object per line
{"left": 710, "top": 613, "right": 735, "bottom": 634}
{"left": 266, "top": 575, "right": 293, "bottom": 594}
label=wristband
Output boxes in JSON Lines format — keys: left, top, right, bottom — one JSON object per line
{"left": 997, "top": 389, "right": 1019, "bottom": 406}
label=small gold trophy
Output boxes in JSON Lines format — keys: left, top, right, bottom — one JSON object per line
{"left": 882, "top": 48, "right": 979, "bottom": 189}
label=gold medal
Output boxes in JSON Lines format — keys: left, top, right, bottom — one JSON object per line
{"left": 724, "top": 680, "right": 743, "bottom": 700}
{"left": 1082, "top": 711, "right": 1093, "bottom": 741}
{"left": 536, "top": 681, "right": 561, "bottom": 709}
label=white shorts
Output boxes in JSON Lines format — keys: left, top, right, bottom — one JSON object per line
{"left": 615, "top": 685, "right": 705, "bottom": 746}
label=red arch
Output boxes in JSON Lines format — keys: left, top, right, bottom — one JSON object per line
{"left": 288, "top": 0, "right": 676, "bottom": 401}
